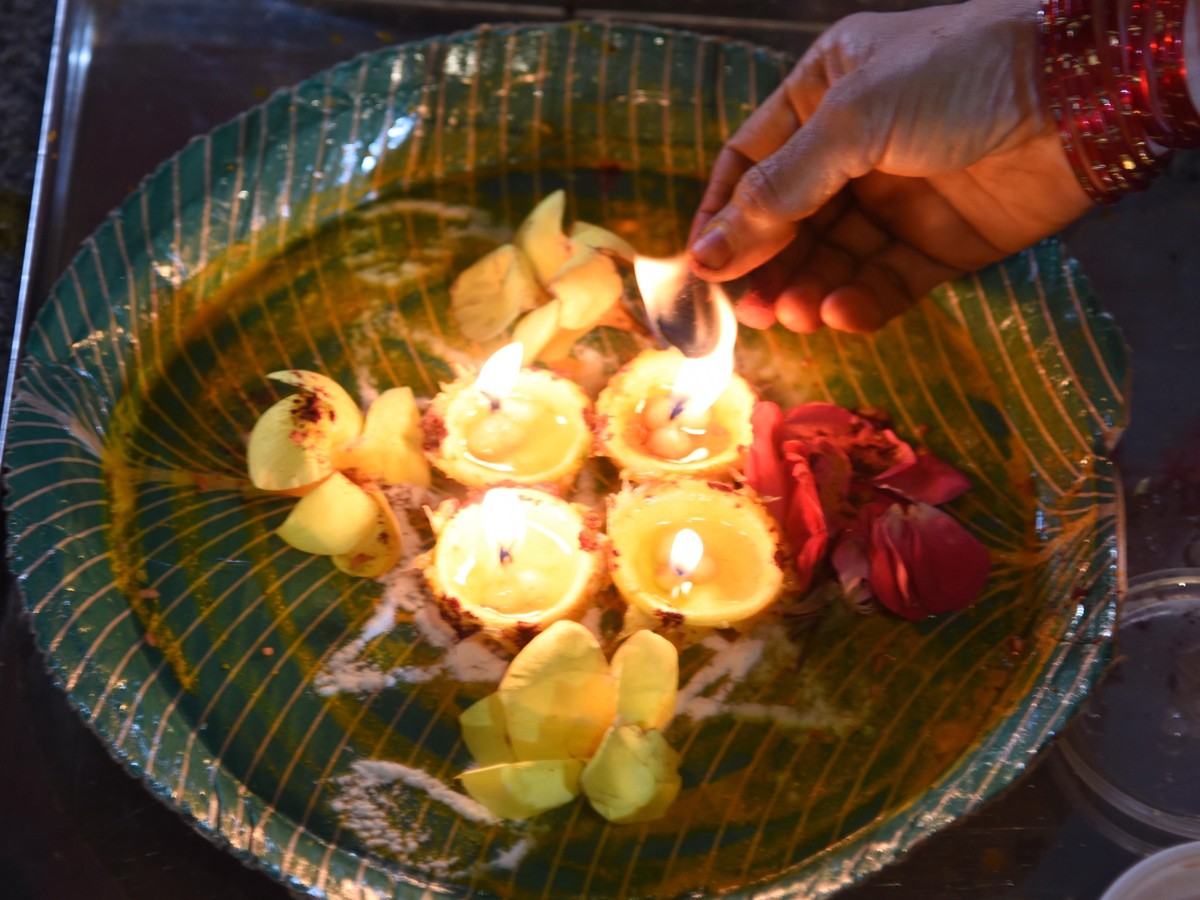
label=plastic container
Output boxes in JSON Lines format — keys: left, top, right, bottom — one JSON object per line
{"left": 1099, "top": 841, "right": 1200, "bottom": 900}
{"left": 1058, "top": 570, "right": 1200, "bottom": 853}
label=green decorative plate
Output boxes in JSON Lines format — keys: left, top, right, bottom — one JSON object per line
{"left": 4, "top": 21, "right": 1125, "bottom": 899}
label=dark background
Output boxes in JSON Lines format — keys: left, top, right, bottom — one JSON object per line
{"left": 1, "top": 1, "right": 1198, "bottom": 898}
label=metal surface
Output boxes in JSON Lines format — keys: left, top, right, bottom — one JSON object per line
{"left": 2, "top": 0, "right": 1199, "bottom": 897}
{"left": 0, "top": 0, "right": 69, "bottom": 458}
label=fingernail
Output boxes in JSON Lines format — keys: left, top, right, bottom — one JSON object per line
{"left": 691, "top": 224, "right": 732, "bottom": 271}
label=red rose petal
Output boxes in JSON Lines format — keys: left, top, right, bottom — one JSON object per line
{"left": 784, "top": 456, "right": 829, "bottom": 593}
{"left": 875, "top": 453, "right": 972, "bottom": 506}
{"left": 831, "top": 533, "right": 874, "bottom": 606}
{"left": 746, "top": 401, "right": 786, "bottom": 524}
{"left": 782, "top": 402, "right": 916, "bottom": 478}
{"left": 781, "top": 402, "right": 859, "bottom": 438}
{"left": 782, "top": 436, "right": 855, "bottom": 529}
{"left": 868, "top": 503, "right": 990, "bottom": 620}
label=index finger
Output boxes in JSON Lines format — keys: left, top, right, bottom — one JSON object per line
{"left": 688, "top": 80, "right": 805, "bottom": 228}
{"left": 688, "top": 62, "right": 829, "bottom": 242}
{"left": 689, "top": 145, "right": 752, "bottom": 244}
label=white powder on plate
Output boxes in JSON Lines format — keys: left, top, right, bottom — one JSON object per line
{"left": 314, "top": 651, "right": 396, "bottom": 696}
{"left": 316, "top": 492, "right": 508, "bottom": 696}
{"left": 676, "top": 633, "right": 766, "bottom": 720}
{"left": 676, "top": 623, "right": 859, "bottom": 735}
{"left": 348, "top": 758, "right": 496, "bottom": 824}
{"left": 490, "top": 836, "right": 535, "bottom": 870}
{"left": 330, "top": 758, "right": 495, "bottom": 875}
{"left": 332, "top": 760, "right": 549, "bottom": 883}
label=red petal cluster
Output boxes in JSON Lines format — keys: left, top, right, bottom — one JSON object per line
{"left": 746, "top": 401, "right": 990, "bottom": 621}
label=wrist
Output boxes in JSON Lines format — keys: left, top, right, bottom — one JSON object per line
{"left": 965, "top": 0, "right": 1053, "bottom": 129}
{"left": 1039, "top": 0, "right": 1200, "bottom": 204}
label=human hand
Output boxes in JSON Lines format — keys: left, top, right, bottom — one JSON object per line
{"left": 689, "top": 0, "right": 1094, "bottom": 333}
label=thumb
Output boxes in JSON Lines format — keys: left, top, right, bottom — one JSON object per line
{"left": 690, "top": 99, "right": 876, "bottom": 280}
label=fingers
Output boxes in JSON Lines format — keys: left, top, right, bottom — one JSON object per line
{"left": 740, "top": 200, "right": 888, "bottom": 333}
{"left": 687, "top": 56, "right": 831, "bottom": 274}
{"left": 774, "top": 277, "right": 828, "bottom": 333}
{"left": 734, "top": 293, "right": 778, "bottom": 330}
{"left": 775, "top": 242, "right": 858, "bottom": 330}
{"left": 689, "top": 145, "right": 752, "bottom": 245}
{"left": 731, "top": 228, "right": 815, "bottom": 330}
{"left": 690, "top": 87, "right": 879, "bottom": 281}
{"left": 737, "top": 203, "right": 961, "bottom": 334}
{"left": 816, "top": 242, "right": 961, "bottom": 333}
{"left": 688, "top": 77, "right": 808, "bottom": 246}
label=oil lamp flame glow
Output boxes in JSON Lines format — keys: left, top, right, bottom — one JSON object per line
{"left": 669, "top": 287, "right": 736, "bottom": 419}
{"left": 633, "top": 256, "right": 689, "bottom": 323}
{"left": 474, "top": 342, "right": 524, "bottom": 410}
{"left": 481, "top": 489, "right": 527, "bottom": 563}
{"left": 668, "top": 528, "right": 705, "bottom": 580}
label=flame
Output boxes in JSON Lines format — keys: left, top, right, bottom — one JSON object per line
{"left": 671, "top": 286, "right": 736, "bottom": 418}
{"left": 475, "top": 342, "right": 524, "bottom": 408}
{"left": 481, "top": 488, "right": 527, "bottom": 563}
{"left": 633, "top": 255, "right": 690, "bottom": 324}
{"left": 668, "top": 528, "right": 705, "bottom": 579}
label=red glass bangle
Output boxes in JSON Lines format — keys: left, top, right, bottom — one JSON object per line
{"left": 1044, "top": 0, "right": 1152, "bottom": 198}
{"left": 1039, "top": 0, "right": 1194, "bottom": 201}
{"left": 1062, "top": 0, "right": 1145, "bottom": 190}
{"left": 1042, "top": 0, "right": 1115, "bottom": 200}
{"left": 1122, "top": 0, "right": 1167, "bottom": 136}
{"left": 1081, "top": 0, "right": 1169, "bottom": 179}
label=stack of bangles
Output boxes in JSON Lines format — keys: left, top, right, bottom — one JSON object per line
{"left": 1040, "top": 0, "right": 1200, "bottom": 201}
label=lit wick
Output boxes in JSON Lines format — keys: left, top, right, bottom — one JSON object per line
{"left": 482, "top": 488, "right": 527, "bottom": 566}
{"left": 669, "top": 396, "right": 687, "bottom": 421}
{"left": 638, "top": 292, "right": 736, "bottom": 458}
{"left": 658, "top": 526, "right": 716, "bottom": 595}
{"left": 669, "top": 528, "right": 704, "bottom": 580}
{"left": 596, "top": 257, "right": 755, "bottom": 479}
{"left": 667, "top": 294, "right": 736, "bottom": 417}
{"left": 475, "top": 342, "right": 524, "bottom": 412}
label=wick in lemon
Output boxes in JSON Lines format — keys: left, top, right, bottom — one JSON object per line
{"left": 640, "top": 393, "right": 714, "bottom": 461}
{"left": 655, "top": 527, "right": 717, "bottom": 598}
{"left": 464, "top": 342, "right": 542, "bottom": 462}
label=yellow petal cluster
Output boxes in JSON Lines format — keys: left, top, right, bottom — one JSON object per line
{"left": 246, "top": 371, "right": 430, "bottom": 576}
{"left": 450, "top": 190, "right": 630, "bottom": 364}
{"left": 458, "top": 621, "right": 682, "bottom": 824}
